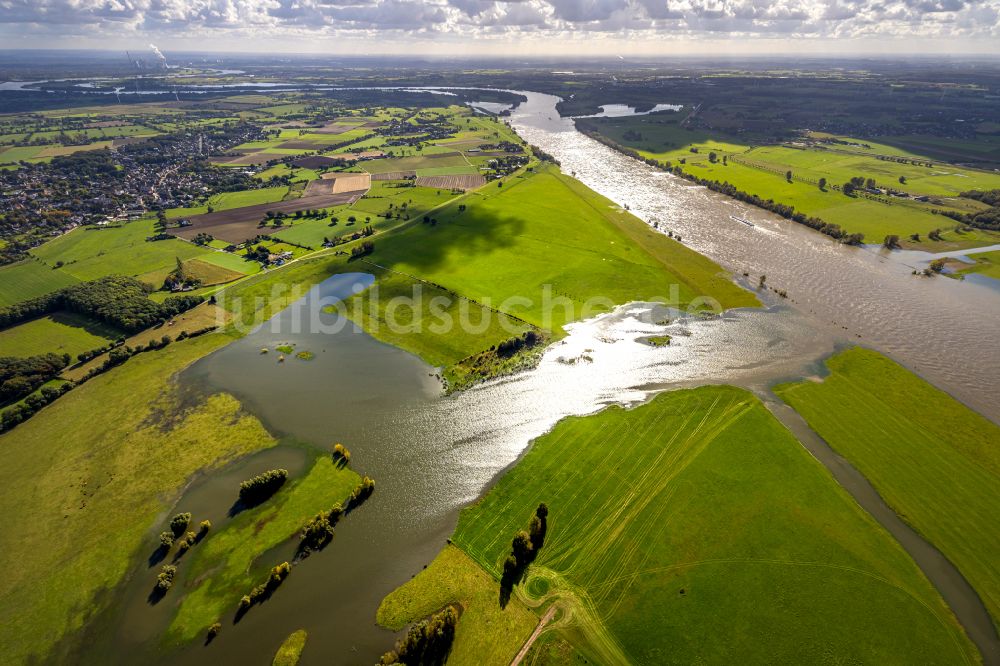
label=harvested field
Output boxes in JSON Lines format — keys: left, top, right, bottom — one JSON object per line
{"left": 371, "top": 171, "right": 416, "bottom": 180}
{"left": 217, "top": 152, "right": 284, "bottom": 166}
{"left": 425, "top": 151, "right": 462, "bottom": 159}
{"left": 172, "top": 191, "right": 366, "bottom": 243}
{"left": 415, "top": 174, "right": 486, "bottom": 191}
{"left": 310, "top": 172, "right": 371, "bottom": 194}
{"left": 291, "top": 155, "right": 339, "bottom": 169}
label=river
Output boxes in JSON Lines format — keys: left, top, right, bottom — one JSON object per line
{"left": 92, "top": 90, "right": 999, "bottom": 665}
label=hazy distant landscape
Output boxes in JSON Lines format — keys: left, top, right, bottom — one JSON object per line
{"left": 1, "top": 5, "right": 999, "bottom": 664}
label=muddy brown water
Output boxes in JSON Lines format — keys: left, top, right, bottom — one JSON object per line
{"left": 89, "top": 91, "right": 1000, "bottom": 665}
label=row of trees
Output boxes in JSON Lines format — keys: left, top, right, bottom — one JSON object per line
{"left": 237, "top": 562, "right": 292, "bottom": 617}
{"left": 500, "top": 503, "right": 548, "bottom": 605}
{"left": 238, "top": 468, "right": 288, "bottom": 505}
{"left": 378, "top": 605, "right": 459, "bottom": 666}
{"left": 347, "top": 476, "right": 376, "bottom": 511}
{"left": 350, "top": 240, "right": 375, "bottom": 259}
{"left": 495, "top": 330, "right": 541, "bottom": 359}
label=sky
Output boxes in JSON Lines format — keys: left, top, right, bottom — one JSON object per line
{"left": 0, "top": 0, "right": 998, "bottom": 56}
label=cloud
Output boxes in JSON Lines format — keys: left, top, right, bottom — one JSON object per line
{"left": 0, "top": 0, "right": 997, "bottom": 46}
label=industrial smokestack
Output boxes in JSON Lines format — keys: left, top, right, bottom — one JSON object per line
{"left": 149, "top": 43, "right": 168, "bottom": 69}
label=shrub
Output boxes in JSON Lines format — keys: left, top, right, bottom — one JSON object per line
{"left": 347, "top": 476, "right": 375, "bottom": 510}
{"left": 156, "top": 565, "right": 177, "bottom": 591}
{"left": 169, "top": 512, "right": 192, "bottom": 536}
{"left": 378, "top": 606, "right": 458, "bottom": 665}
{"left": 159, "top": 531, "right": 174, "bottom": 548}
{"left": 300, "top": 511, "right": 336, "bottom": 553}
{"left": 332, "top": 443, "right": 351, "bottom": 464}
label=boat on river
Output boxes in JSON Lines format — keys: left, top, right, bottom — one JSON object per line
{"left": 730, "top": 214, "right": 755, "bottom": 227}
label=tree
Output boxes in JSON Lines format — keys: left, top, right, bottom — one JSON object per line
{"left": 785, "top": 170, "right": 793, "bottom": 182}
{"left": 883, "top": 235, "right": 900, "bottom": 249}
{"left": 842, "top": 181, "right": 856, "bottom": 196}
{"left": 818, "top": 177, "right": 827, "bottom": 191}
{"left": 511, "top": 530, "right": 533, "bottom": 562}
{"left": 169, "top": 512, "right": 191, "bottom": 536}
{"left": 708, "top": 152, "right": 717, "bottom": 164}
{"left": 899, "top": 176, "right": 907, "bottom": 184}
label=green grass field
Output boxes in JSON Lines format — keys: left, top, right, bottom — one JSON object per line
{"left": 364, "top": 154, "right": 470, "bottom": 174}
{"left": 272, "top": 629, "right": 308, "bottom": 666}
{"left": 425, "top": 385, "right": 975, "bottom": 664}
{"left": 378, "top": 545, "right": 538, "bottom": 666}
{"left": 28, "top": 219, "right": 205, "bottom": 285}
{"left": 194, "top": 249, "right": 263, "bottom": 275}
{"left": 0, "top": 311, "right": 122, "bottom": 358}
{"left": 0, "top": 259, "right": 80, "bottom": 307}
{"left": 953, "top": 249, "right": 1000, "bottom": 281}
{"left": 0, "top": 334, "right": 276, "bottom": 665}
{"left": 364, "top": 164, "right": 755, "bottom": 332}
{"left": 775, "top": 347, "right": 1000, "bottom": 632}
{"left": 167, "top": 455, "right": 359, "bottom": 645}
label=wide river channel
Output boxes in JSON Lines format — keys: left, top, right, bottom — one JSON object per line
{"left": 96, "top": 90, "right": 1000, "bottom": 665}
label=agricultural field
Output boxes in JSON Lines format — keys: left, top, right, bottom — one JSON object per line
{"left": 0, "top": 258, "right": 80, "bottom": 307}
{"left": 579, "top": 112, "right": 1000, "bottom": 247}
{"left": 775, "top": 347, "right": 1000, "bottom": 631}
{"left": 382, "top": 385, "right": 975, "bottom": 664}
{"left": 0, "top": 336, "right": 277, "bottom": 665}
{"left": 28, "top": 219, "right": 206, "bottom": 286}
{"left": 166, "top": 185, "right": 292, "bottom": 219}
{"left": 173, "top": 190, "right": 365, "bottom": 244}
{"left": 0, "top": 311, "right": 122, "bottom": 358}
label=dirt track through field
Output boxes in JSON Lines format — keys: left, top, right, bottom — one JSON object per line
{"left": 510, "top": 605, "right": 557, "bottom": 666}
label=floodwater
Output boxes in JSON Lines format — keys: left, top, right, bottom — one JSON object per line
{"left": 509, "top": 90, "right": 1000, "bottom": 423}
{"left": 94, "top": 91, "right": 1000, "bottom": 665}
{"left": 574, "top": 103, "right": 683, "bottom": 118}
{"left": 113, "top": 274, "right": 860, "bottom": 665}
